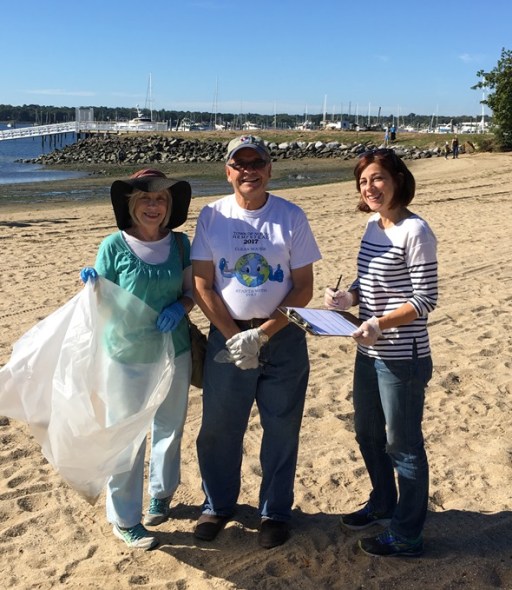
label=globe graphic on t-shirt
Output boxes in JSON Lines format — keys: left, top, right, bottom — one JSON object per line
{"left": 234, "top": 253, "right": 270, "bottom": 287}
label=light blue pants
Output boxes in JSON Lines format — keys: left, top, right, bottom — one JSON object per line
{"left": 106, "top": 351, "right": 191, "bottom": 528}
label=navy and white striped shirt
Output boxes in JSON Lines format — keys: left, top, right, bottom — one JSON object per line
{"left": 352, "top": 213, "right": 438, "bottom": 360}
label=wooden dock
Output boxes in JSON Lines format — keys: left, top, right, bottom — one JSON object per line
{"left": 0, "top": 120, "right": 168, "bottom": 141}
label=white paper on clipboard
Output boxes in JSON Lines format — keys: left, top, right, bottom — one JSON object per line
{"left": 279, "top": 307, "right": 362, "bottom": 336}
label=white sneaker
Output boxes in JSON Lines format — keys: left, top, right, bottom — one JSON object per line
{"left": 113, "top": 523, "right": 159, "bottom": 550}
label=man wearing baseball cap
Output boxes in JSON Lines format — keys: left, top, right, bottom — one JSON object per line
{"left": 225, "top": 134, "right": 271, "bottom": 161}
{"left": 191, "top": 135, "right": 322, "bottom": 549}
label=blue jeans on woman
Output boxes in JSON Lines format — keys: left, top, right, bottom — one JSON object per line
{"left": 196, "top": 323, "right": 309, "bottom": 522}
{"left": 352, "top": 350, "right": 432, "bottom": 541}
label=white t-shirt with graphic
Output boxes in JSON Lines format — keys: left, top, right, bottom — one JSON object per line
{"left": 191, "top": 193, "right": 322, "bottom": 319}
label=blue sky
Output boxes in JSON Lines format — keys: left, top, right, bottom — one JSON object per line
{"left": 2, "top": 0, "right": 509, "bottom": 119}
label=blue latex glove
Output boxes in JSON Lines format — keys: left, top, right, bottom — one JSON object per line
{"left": 156, "top": 301, "right": 186, "bottom": 332}
{"left": 80, "top": 267, "right": 98, "bottom": 284}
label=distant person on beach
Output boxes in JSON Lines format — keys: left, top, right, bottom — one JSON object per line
{"left": 191, "top": 135, "right": 321, "bottom": 549}
{"left": 384, "top": 127, "right": 389, "bottom": 146}
{"left": 324, "top": 148, "right": 438, "bottom": 557}
{"left": 444, "top": 141, "right": 450, "bottom": 159}
{"left": 80, "top": 169, "right": 194, "bottom": 550}
{"left": 390, "top": 125, "right": 396, "bottom": 142}
{"left": 451, "top": 136, "right": 459, "bottom": 159}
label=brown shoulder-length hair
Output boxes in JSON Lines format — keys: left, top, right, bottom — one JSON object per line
{"left": 354, "top": 149, "right": 416, "bottom": 212}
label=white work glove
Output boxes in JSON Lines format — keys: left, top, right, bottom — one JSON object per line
{"left": 213, "top": 348, "right": 260, "bottom": 370}
{"left": 352, "top": 316, "right": 382, "bottom": 346}
{"left": 225, "top": 328, "right": 265, "bottom": 358}
{"left": 233, "top": 354, "right": 260, "bottom": 370}
{"left": 214, "top": 328, "right": 268, "bottom": 371}
{"left": 324, "top": 288, "right": 354, "bottom": 311}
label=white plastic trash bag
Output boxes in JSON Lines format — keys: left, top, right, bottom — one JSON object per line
{"left": 0, "top": 277, "right": 174, "bottom": 504}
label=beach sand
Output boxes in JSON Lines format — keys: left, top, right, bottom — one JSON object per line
{"left": 0, "top": 152, "right": 511, "bottom": 589}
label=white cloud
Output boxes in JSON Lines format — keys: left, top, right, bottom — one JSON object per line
{"left": 458, "top": 53, "right": 484, "bottom": 63}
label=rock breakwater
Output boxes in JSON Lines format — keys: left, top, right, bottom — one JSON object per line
{"left": 25, "top": 135, "right": 450, "bottom": 167}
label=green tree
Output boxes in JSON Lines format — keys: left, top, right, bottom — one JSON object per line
{"left": 473, "top": 47, "right": 512, "bottom": 150}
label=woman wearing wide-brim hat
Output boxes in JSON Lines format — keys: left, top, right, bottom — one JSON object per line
{"left": 80, "top": 168, "right": 194, "bottom": 550}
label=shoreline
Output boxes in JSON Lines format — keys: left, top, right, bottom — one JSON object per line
{"left": 4, "top": 152, "right": 471, "bottom": 208}
{"left": 0, "top": 157, "right": 353, "bottom": 206}
{"left": 0, "top": 151, "right": 507, "bottom": 222}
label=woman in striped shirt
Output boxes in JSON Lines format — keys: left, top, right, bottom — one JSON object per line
{"left": 324, "top": 148, "right": 438, "bottom": 557}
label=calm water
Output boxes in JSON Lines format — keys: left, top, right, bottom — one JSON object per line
{"left": 0, "top": 123, "right": 87, "bottom": 185}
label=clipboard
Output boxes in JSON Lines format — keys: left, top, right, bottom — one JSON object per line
{"left": 279, "top": 306, "right": 362, "bottom": 336}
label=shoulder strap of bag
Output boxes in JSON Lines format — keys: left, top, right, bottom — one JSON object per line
{"left": 173, "top": 231, "right": 185, "bottom": 270}
{"left": 173, "top": 231, "right": 190, "bottom": 317}
{"left": 172, "top": 231, "right": 195, "bottom": 331}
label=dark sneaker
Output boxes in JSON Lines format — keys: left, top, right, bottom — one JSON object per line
{"left": 340, "top": 504, "right": 392, "bottom": 530}
{"left": 359, "top": 529, "right": 423, "bottom": 557}
{"left": 144, "top": 496, "right": 171, "bottom": 526}
{"left": 258, "top": 519, "right": 290, "bottom": 549}
{"left": 193, "top": 514, "right": 230, "bottom": 541}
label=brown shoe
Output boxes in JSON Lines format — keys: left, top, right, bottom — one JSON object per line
{"left": 193, "top": 514, "right": 230, "bottom": 541}
{"left": 258, "top": 519, "right": 290, "bottom": 549}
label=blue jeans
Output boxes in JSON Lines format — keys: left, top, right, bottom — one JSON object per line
{"left": 106, "top": 351, "right": 191, "bottom": 527}
{"left": 196, "top": 323, "right": 309, "bottom": 521}
{"left": 353, "top": 351, "right": 432, "bottom": 540}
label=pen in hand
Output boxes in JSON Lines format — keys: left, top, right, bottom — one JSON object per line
{"left": 327, "top": 272, "right": 354, "bottom": 311}
{"left": 332, "top": 273, "right": 343, "bottom": 291}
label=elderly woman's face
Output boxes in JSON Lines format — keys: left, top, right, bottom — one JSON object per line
{"left": 132, "top": 190, "right": 169, "bottom": 227}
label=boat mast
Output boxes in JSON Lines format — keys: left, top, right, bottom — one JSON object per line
{"left": 145, "top": 73, "right": 153, "bottom": 121}
{"left": 213, "top": 76, "right": 218, "bottom": 129}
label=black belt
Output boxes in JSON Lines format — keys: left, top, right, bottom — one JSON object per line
{"left": 234, "top": 318, "right": 267, "bottom": 330}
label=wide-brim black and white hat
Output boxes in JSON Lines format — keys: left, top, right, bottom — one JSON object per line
{"left": 110, "top": 168, "right": 191, "bottom": 230}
